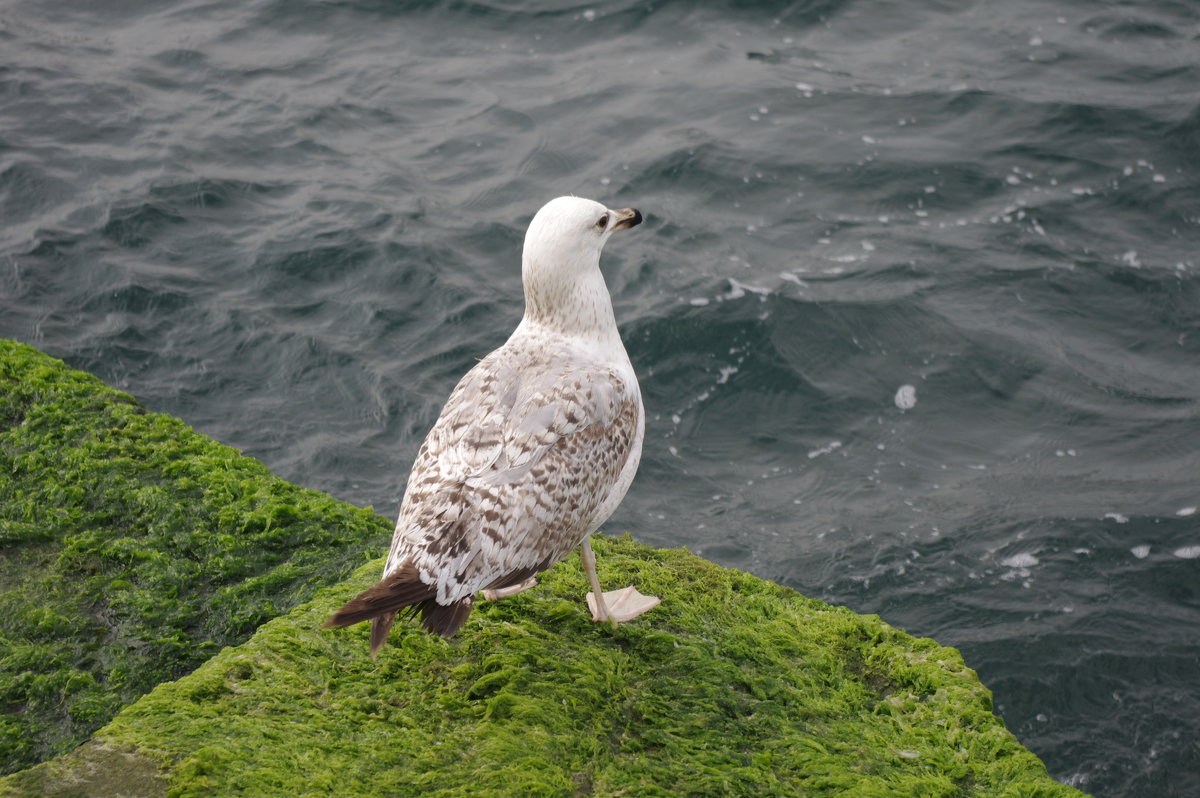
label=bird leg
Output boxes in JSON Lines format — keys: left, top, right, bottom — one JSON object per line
{"left": 482, "top": 578, "right": 538, "bottom": 602}
{"left": 579, "top": 538, "right": 616, "bottom": 630}
{"left": 580, "top": 537, "right": 660, "bottom": 630}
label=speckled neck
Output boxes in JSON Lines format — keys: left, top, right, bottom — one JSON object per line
{"left": 521, "top": 257, "right": 621, "bottom": 342}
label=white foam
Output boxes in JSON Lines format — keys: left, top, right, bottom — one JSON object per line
{"left": 894, "top": 384, "right": 917, "bottom": 410}
{"left": 1176, "top": 506, "right": 1196, "bottom": 517}
{"left": 1001, "top": 553, "right": 1039, "bottom": 568}
{"left": 1173, "top": 546, "right": 1200, "bottom": 559}
{"left": 1130, "top": 545, "right": 1151, "bottom": 559}
{"left": 1104, "top": 512, "right": 1129, "bottom": 524}
{"left": 720, "top": 277, "right": 771, "bottom": 301}
{"left": 807, "top": 441, "right": 842, "bottom": 459}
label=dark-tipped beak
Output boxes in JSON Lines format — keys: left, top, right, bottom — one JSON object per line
{"left": 611, "top": 207, "right": 643, "bottom": 231}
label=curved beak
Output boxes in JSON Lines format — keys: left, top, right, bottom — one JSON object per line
{"left": 611, "top": 207, "right": 643, "bottom": 231}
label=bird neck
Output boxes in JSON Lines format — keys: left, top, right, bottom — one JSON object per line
{"left": 520, "top": 258, "right": 623, "bottom": 347}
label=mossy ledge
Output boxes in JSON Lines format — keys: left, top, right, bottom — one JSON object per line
{"left": 0, "top": 340, "right": 1084, "bottom": 796}
{"left": 0, "top": 341, "right": 392, "bottom": 774}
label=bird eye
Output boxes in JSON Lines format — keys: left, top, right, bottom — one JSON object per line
{"left": 596, "top": 214, "right": 609, "bottom": 229}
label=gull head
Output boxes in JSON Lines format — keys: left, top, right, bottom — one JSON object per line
{"left": 520, "top": 196, "right": 642, "bottom": 336}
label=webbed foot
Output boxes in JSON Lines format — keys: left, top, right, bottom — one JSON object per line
{"left": 587, "top": 586, "right": 661, "bottom": 624}
{"left": 482, "top": 577, "right": 538, "bottom": 602}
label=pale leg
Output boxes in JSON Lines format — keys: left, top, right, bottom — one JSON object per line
{"left": 580, "top": 537, "right": 617, "bottom": 630}
{"left": 580, "top": 537, "right": 661, "bottom": 629}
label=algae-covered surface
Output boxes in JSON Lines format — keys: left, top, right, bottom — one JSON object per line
{"left": 0, "top": 340, "right": 392, "bottom": 774}
{"left": 6, "top": 536, "right": 1082, "bottom": 797}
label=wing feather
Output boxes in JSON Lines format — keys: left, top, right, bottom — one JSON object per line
{"left": 385, "top": 341, "right": 641, "bottom": 605}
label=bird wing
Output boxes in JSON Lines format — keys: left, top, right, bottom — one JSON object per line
{"left": 386, "top": 342, "right": 640, "bottom": 605}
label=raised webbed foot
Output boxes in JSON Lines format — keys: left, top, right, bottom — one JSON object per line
{"left": 482, "top": 577, "right": 538, "bottom": 602}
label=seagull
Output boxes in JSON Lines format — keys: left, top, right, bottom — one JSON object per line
{"left": 325, "top": 196, "right": 659, "bottom": 655}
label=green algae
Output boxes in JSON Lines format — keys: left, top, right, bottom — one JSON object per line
{"left": 0, "top": 340, "right": 392, "bottom": 774}
{"left": 8, "top": 536, "right": 1082, "bottom": 797}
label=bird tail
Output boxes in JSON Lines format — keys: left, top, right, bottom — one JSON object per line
{"left": 323, "top": 565, "right": 475, "bottom": 655}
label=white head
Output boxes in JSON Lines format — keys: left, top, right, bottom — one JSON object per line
{"left": 520, "top": 196, "right": 642, "bottom": 337}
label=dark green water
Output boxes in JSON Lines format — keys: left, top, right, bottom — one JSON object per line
{"left": 2, "top": 1, "right": 1198, "bottom": 794}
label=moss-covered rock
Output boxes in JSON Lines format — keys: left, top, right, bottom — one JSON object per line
{"left": 6, "top": 546, "right": 1085, "bottom": 797}
{"left": 0, "top": 340, "right": 1083, "bottom": 796}
{"left": 0, "top": 340, "right": 392, "bottom": 774}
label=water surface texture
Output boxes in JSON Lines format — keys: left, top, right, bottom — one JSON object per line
{"left": 3, "top": 1, "right": 1199, "bottom": 794}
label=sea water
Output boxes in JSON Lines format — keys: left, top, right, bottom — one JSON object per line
{"left": 2, "top": 1, "right": 1198, "bottom": 794}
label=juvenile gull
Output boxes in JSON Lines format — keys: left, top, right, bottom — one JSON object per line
{"left": 325, "top": 196, "right": 659, "bottom": 654}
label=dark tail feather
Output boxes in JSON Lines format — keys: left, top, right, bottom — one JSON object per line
{"left": 416, "top": 597, "right": 474, "bottom": 639}
{"left": 369, "top": 613, "right": 396, "bottom": 659}
{"left": 323, "top": 565, "right": 476, "bottom": 651}
{"left": 323, "top": 565, "right": 436, "bottom": 628}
